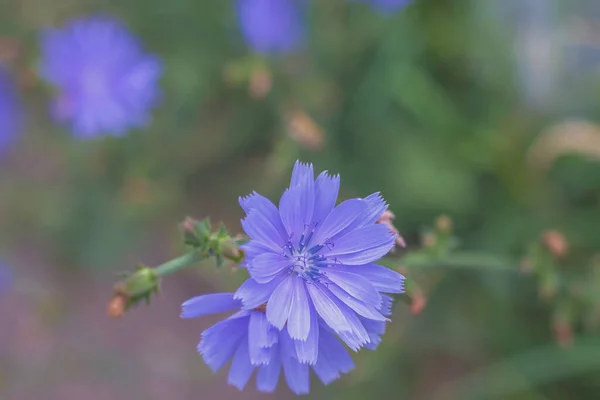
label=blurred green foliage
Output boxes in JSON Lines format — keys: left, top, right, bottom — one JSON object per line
{"left": 1, "top": 0, "right": 600, "bottom": 398}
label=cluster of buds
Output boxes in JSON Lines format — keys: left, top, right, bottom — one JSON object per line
{"left": 107, "top": 217, "right": 245, "bottom": 317}
{"left": 180, "top": 216, "right": 244, "bottom": 267}
{"left": 522, "top": 230, "right": 600, "bottom": 347}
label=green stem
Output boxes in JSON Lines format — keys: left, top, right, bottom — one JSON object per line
{"left": 154, "top": 251, "right": 205, "bottom": 277}
{"left": 384, "top": 251, "right": 519, "bottom": 272}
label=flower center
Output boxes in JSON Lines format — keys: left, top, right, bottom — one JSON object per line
{"left": 283, "top": 232, "right": 329, "bottom": 282}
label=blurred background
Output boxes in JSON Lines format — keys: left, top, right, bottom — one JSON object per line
{"left": 1, "top": 0, "right": 600, "bottom": 399}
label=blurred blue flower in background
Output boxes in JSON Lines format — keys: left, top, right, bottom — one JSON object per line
{"left": 39, "top": 16, "right": 162, "bottom": 139}
{"left": 236, "top": 0, "right": 305, "bottom": 55}
{"left": 0, "top": 259, "right": 12, "bottom": 292}
{"left": 181, "top": 293, "right": 356, "bottom": 394}
{"left": 0, "top": 67, "right": 23, "bottom": 156}
{"left": 358, "top": 0, "right": 412, "bottom": 14}
{"left": 234, "top": 161, "right": 405, "bottom": 352}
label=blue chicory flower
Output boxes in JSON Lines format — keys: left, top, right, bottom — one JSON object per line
{"left": 181, "top": 292, "right": 366, "bottom": 394}
{"left": 358, "top": 0, "right": 412, "bottom": 14}
{"left": 236, "top": 0, "right": 305, "bottom": 55}
{"left": 234, "top": 161, "right": 405, "bottom": 354}
{"left": 39, "top": 15, "right": 162, "bottom": 138}
{"left": 0, "top": 67, "right": 22, "bottom": 155}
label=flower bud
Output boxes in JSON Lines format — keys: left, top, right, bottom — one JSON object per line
{"left": 553, "top": 315, "right": 573, "bottom": 348}
{"left": 422, "top": 233, "right": 436, "bottom": 248}
{"left": 435, "top": 214, "right": 453, "bottom": 234}
{"left": 107, "top": 293, "right": 127, "bottom": 318}
{"left": 542, "top": 230, "right": 568, "bottom": 258}
{"left": 107, "top": 267, "right": 159, "bottom": 317}
{"left": 249, "top": 66, "right": 272, "bottom": 99}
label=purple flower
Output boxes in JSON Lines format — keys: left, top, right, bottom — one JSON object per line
{"left": 236, "top": 0, "right": 305, "bottom": 55}
{"left": 39, "top": 16, "right": 162, "bottom": 138}
{"left": 0, "top": 259, "right": 12, "bottom": 292}
{"left": 358, "top": 0, "right": 412, "bottom": 13}
{"left": 0, "top": 67, "right": 22, "bottom": 155}
{"left": 181, "top": 292, "right": 360, "bottom": 394}
{"left": 235, "top": 161, "right": 405, "bottom": 352}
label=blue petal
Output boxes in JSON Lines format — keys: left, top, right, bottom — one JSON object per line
{"left": 360, "top": 318, "right": 387, "bottom": 351}
{"left": 325, "top": 270, "right": 381, "bottom": 307}
{"left": 337, "top": 263, "right": 405, "bottom": 294}
{"left": 280, "top": 331, "right": 310, "bottom": 395}
{"left": 266, "top": 275, "right": 295, "bottom": 329}
{"left": 326, "top": 282, "right": 387, "bottom": 321}
{"left": 279, "top": 181, "right": 314, "bottom": 241}
{"left": 313, "top": 327, "right": 355, "bottom": 385}
{"left": 310, "top": 199, "right": 367, "bottom": 246}
{"left": 234, "top": 276, "right": 285, "bottom": 309}
{"left": 199, "top": 313, "right": 249, "bottom": 372}
{"left": 306, "top": 283, "right": 352, "bottom": 334}
{"left": 294, "top": 304, "right": 319, "bottom": 364}
{"left": 287, "top": 278, "right": 311, "bottom": 340}
{"left": 328, "top": 298, "right": 370, "bottom": 351}
{"left": 379, "top": 294, "right": 394, "bottom": 316}
{"left": 248, "top": 312, "right": 275, "bottom": 365}
{"left": 312, "top": 171, "right": 340, "bottom": 224}
{"left": 359, "top": 192, "right": 388, "bottom": 226}
{"left": 249, "top": 252, "right": 290, "bottom": 284}
{"left": 238, "top": 192, "right": 288, "bottom": 242}
{"left": 290, "top": 161, "right": 314, "bottom": 188}
{"left": 242, "top": 209, "right": 287, "bottom": 252}
{"left": 249, "top": 311, "right": 278, "bottom": 348}
{"left": 228, "top": 338, "right": 256, "bottom": 391}
{"left": 324, "top": 224, "right": 395, "bottom": 265}
{"left": 256, "top": 346, "right": 282, "bottom": 393}
{"left": 180, "top": 293, "right": 241, "bottom": 319}
{"left": 334, "top": 192, "right": 387, "bottom": 238}
{"left": 239, "top": 241, "right": 272, "bottom": 267}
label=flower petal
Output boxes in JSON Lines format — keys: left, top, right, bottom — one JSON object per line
{"left": 329, "top": 298, "right": 370, "bottom": 351}
{"left": 249, "top": 252, "right": 291, "bottom": 283}
{"left": 289, "top": 160, "right": 314, "bottom": 188}
{"left": 256, "top": 346, "right": 282, "bottom": 393}
{"left": 313, "top": 327, "right": 355, "bottom": 385}
{"left": 241, "top": 209, "right": 287, "bottom": 251}
{"left": 249, "top": 311, "right": 278, "bottom": 348}
{"left": 312, "top": 171, "right": 340, "bottom": 224}
{"left": 198, "top": 313, "right": 249, "bottom": 372}
{"left": 324, "top": 224, "right": 395, "bottom": 265}
{"left": 379, "top": 294, "right": 394, "bottom": 316}
{"left": 239, "top": 192, "right": 287, "bottom": 243}
{"left": 325, "top": 269, "right": 381, "bottom": 306}
{"left": 310, "top": 199, "right": 367, "bottom": 246}
{"left": 361, "top": 318, "right": 387, "bottom": 351}
{"left": 337, "top": 263, "right": 405, "bottom": 293}
{"left": 228, "top": 339, "right": 255, "bottom": 391}
{"left": 305, "top": 283, "right": 351, "bottom": 334}
{"left": 359, "top": 192, "right": 388, "bottom": 226}
{"left": 294, "top": 305, "right": 319, "bottom": 364}
{"left": 266, "top": 276, "right": 295, "bottom": 329}
{"left": 248, "top": 312, "right": 275, "bottom": 365}
{"left": 279, "top": 180, "right": 314, "bottom": 240}
{"left": 326, "top": 282, "right": 387, "bottom": 321}
{"left": 333, "top": 192, "right": 388, "bottom": 238}
{"left": 234, "top": 276, "right": 285, "bottom": 309}
{"left": 287, "top": 278, "right": 311, "bottom": 340}
{"left": 180, "top": 293, "right": 241, "bottom": 319}
{"left": 281, "top": 334, "right": 310, "bottom": 395}
{"left": 239, "top": 241, "right": 272, "bottom": 267}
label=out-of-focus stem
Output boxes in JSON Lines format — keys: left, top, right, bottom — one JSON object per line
{"left": 154, "top": 251, "right": 205, "bottom": 277}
